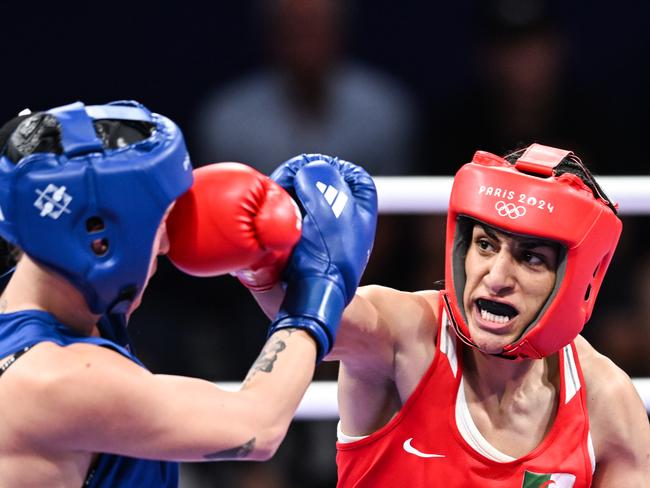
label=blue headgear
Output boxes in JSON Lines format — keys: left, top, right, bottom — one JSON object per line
{"left": 0, "top": 101, "right": 193, "bottom": 324}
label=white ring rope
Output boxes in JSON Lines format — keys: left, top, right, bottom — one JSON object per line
{"left": 218, "top": 379, "right": 650, "bottom": 419}
{"left": 374, "top": 176, "right": 650, "bottom": 214}
{"left": 219, "top": 175, "right": 650, "bottom": 417}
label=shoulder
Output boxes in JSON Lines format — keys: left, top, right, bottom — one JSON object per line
{"left": 355, "top": 285, "right": 439, "bottom": 344}
{"left": 574, "top": 336, "right": 650, "bottom": 466}
{"left": 2, "top": 340, "right": 146, "bottom": 403}
{"left": 333, "top": 285, "right": 439, "bottom": 379}
{"left": 574, "top": 335, "right": 638, "bottom": 409}
{"left": 575, "top": 335, "right": 640, "bottom": 420}
{"left": 357, "top": 284, "right": 439, "bottom": 309}
{"left": 0, "top": 341, "right": 147, "bottom": 446}
{"left": 359, "top": 284, "right": 439, "bottom": 313}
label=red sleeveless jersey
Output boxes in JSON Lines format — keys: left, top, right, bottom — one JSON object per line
{"left": 336, "top": 310, "right": 594, "bottom": 487}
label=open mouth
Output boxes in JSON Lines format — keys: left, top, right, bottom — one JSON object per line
{"left": 475, "top": 298, "right": 518, "bottom": 324}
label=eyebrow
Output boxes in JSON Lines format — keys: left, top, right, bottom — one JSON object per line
{"left": 479, "top": 225, "right": 557, "bottom": 251}
{"left": 518, "top": 240, "right": 557, "bottom": 251}
{"left": 481, "top": 225, "right": 499, "bottom": 241}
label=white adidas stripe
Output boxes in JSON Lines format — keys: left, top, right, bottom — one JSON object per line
{"left": 323, "top": 185, "right": 338, "bottom": 205}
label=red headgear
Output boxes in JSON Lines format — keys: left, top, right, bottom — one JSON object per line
{"left": 442, "top": 144, "right": 622, "bottom": 359}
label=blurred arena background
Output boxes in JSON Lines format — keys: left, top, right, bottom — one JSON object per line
{"left": 1, "top": 0, "right": 648, "bottom": 486}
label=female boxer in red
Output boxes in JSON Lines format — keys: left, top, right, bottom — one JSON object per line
{"left": 254, "top": 144, "right": 650, "bottom": 487}
{"left": 329, "top": 145, "right": 650, "bottom": 487}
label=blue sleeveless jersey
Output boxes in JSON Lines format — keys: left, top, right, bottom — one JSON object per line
{"left": 0, "top": 310, "right": 179, "bottom": 488}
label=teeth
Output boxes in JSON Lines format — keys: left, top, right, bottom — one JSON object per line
{"left": 480, "top": 308, "right": 510, "bottom": 324}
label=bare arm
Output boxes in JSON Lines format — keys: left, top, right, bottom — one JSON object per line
{"left": 575, "top": 336, "right": 650, "bottom": 486}
{"left": 251, "top": 283, "right": 439, "bottom": 436}
{"left": 332, "top": 285, "right": 438, "bottom": 436}
{"left": 3, "top": 330, "right": 316, "bottom": 462}
{"left": 249, "top": 284, "right": 403, "bottom": 369}
{"left": 253, "top": 284, "right": 438, "bottom": 367}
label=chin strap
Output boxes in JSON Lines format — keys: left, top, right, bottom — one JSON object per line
{"left": 441, "top": 292, "right": 477, "bottom": 350}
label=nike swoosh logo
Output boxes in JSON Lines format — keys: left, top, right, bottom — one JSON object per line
{"left": 402, "top": 438, "right": 445, "bottom": 458}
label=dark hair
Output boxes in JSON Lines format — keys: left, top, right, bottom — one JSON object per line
{"left": 0, "top": 112, "right": 154, "bottom": 164}
{"left": 0, "top": 238, "right": 21, "bottom": 273}
{"left": 503, "top": 146, "right": 618, "bottom": 214}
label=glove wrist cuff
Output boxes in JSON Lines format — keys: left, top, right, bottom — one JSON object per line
{"left": 269, "top": 278, "right": 346, "bottom": 362}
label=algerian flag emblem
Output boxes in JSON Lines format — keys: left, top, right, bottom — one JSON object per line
{"left": 522, "top": 470, "right": 576, "bottom": 487}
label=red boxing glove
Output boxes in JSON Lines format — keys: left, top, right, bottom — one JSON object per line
{"left": 167, "top": 163, "right": 302, "bottom": 291}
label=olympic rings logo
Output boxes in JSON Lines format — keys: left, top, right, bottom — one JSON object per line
{"left": 495, "top": 201, "right": 527, "bottom": 219}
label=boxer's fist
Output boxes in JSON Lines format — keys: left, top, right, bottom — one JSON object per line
{"left": 269, "top": 154, "right": 378, "bottom": 361}
{"left": 166, "top": 163, "right": 301, "bottom": 289}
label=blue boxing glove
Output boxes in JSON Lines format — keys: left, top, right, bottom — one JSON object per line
{"left": 268, "top": 154, "right": 378, "bottom": 362}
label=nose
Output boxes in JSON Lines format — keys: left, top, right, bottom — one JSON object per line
{"left": 483, "top": 250, "right": 516, "bottom": 295}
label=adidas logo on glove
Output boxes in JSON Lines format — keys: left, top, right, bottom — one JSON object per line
{"left": 316, "top": 181, "right": 348, "bottom": 218}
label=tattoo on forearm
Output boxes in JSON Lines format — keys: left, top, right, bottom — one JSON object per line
{"left": 242, "top": 328, "right": 299, "bottom": 386}
{"left": 203, "top": 437, "right": 256, "bottom": 460}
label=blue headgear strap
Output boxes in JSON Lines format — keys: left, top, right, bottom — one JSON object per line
{"left": 49, "top": 102, "right": 104, "bottom": 156}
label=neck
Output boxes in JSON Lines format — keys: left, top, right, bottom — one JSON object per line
{"left": 0, "top": 256, "right": 100, "bottom": 336}
{"left": 462, "top": 346, "right": 558, "bottom": 403}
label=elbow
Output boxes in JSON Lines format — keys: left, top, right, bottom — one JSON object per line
{"left": 248, "top": 423, "right": 290, "bottom": 461}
